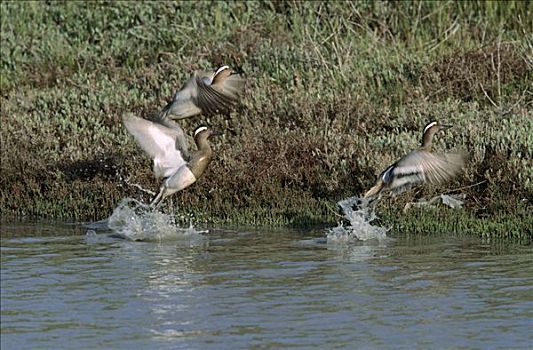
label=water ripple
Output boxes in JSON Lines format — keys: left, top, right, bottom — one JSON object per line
{"left": 1, "top": 225, "right": 532, "bottom": 349}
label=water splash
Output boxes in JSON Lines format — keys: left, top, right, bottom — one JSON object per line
{"left": 327, "top": 196, "right": 388, "bottom": 243}
{"left": 106, "top": 198, "right": 207, "bottom": 243}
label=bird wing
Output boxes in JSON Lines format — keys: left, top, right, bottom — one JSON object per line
{"left": 159, "top": 78, "right": 203, "bottom": 120}
{"left": 211, "top": 70, "right": 246, "bottom": 100}
{"left": 159, "top": 68, "right": 245, "bottom": 119}
{"left": 393, "top": 150, "right": 465, "bottom": 187}
{"left": 383, "top": 158, "right": 426, "bottom": 195}
{"left": 123, "top": 114, "right": 186, "bottom": 178}
{"left": 156, "top": 118, "right": 191, "bottom": 161}
{"left": 159, "top": 97, "right": 203, "bottom": 120}
{"left": 194, "top": 72, "right": 245, "bottom": 115}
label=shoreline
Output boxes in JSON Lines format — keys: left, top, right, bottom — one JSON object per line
{"left": 1, "top": 2, "right": 531, "bottom": 240}
{"left": 1, "top": 195, "right": 531, "bottom": 242}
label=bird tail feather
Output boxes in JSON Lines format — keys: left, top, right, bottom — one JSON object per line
{"left": 364, "top": 180, "right": 384, "bottom": 198}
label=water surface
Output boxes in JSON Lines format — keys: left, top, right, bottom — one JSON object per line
{"left": 1, "top": 222, "right": 532, "bottom": 349}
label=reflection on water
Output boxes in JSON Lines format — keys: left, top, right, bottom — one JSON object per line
{"left": 1, "top": 223, "right": 533, "bottom": 350}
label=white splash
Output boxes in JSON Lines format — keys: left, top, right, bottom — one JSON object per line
{"left": 327, "top": 196, "right": 388, "bottom": 244}
{"left": 107, "top": 198, "right": 207, "bottom": 244}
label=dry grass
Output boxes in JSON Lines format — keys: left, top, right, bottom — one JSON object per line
{"left": 1, "top": 1, "right": 531, "bottom": 237}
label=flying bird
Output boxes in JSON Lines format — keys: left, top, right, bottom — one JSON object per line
{"left": 158, "top": 65, "right": 245, "bottom": 121}
{"left": 364, "top": 121, "right": 466, "bottom": 199}
{"left": 123, "top": 113, "right": 220, "bottom": 207}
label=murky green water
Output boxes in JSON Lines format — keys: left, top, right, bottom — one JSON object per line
{"left": 1, "top": 222, "right": 532, "bottom": 350}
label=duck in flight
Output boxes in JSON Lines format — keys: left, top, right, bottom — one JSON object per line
{"left": 364, "top": 121, "right": 466, "bottom": 200}
{"left": 153, "top": 65, "right": 244, "bottom": 160}
{"left": 158, "top": 65, "right": 245, "bottom": 121}
{"left": 123, "top": 113, "right": 220, "bottom": 207}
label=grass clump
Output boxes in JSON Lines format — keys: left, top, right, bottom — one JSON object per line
{"left": 1, "top": 1, "right": 531, "bottom": 239}
{"left": 381, "top": 201, "right": 532, "bottom": 242}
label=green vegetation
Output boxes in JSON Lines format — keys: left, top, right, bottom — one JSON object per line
{"left": 381, "top": 201, "right": 532, "bottom": 242}
{"left": 1, "top": 1, "right": 531, "bottom": 239}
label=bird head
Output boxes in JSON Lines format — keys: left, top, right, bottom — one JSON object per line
{"left": 421, "top": 121, "right": 452, "bottom": 149}
{"left": 212, "top": 65, "right": 232, "bottom": 83}
{"left": 194, "top": 126, "right": 221, "bottom": 142}
{"left": 423, "top": 121, "right": 452, "bottom": 135}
